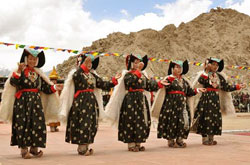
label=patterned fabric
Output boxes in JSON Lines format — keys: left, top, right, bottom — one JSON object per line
{"left": 172, "top": 60, "right": 183, "bottom": 67}
{"left": 194, "top": 73, "right": 237, "bottom": 135}
{"left": 157, "top": 76, "right": 196, "bottom": 140}
{"left": 65, "top": 68, "right": 115, "bottom": 144}
{"left": 10, "top": 68, "right": 55, "bottom": 148}
{"left": 118, "top": 72, "right": 159, "bottom": 143}
{"left": 26, "top": 49, "right": 40, "bottom": 57}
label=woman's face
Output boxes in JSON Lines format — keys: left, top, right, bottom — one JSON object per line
{"left": 210, "top": 62, "right": 219, "bottom": 72}
{"left": 27, "top": 54, "right": 38, "bottom": 68}
{"left": 173, "top": 64, "right": 182, "bottom": 76}
{"left": 131, "top": 59, "right": 140, "bottom": 70}
{"left": 83, "top": 56, "right": 92, "bottom": 70}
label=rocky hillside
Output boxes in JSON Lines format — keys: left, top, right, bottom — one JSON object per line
{"left": 57, "top": 7, "right": 250, "bottom": 87}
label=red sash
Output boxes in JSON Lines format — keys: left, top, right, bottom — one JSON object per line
{"left": 15, "top": 89, "right": 39, "bottom": 99}
{"left": 74, "top": 89, "right": 94, "bottom": 98}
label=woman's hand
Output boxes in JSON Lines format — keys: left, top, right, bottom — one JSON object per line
{"left": 198, "top": 88, "right": 207, "bottom": 93}
{"left": 160, "top": 80, "right": 170, "bottom": 86}
{"left": 239, "top": 83, "right": 247, "bottom": 89}
{"left": 55, "top": 84, "right": 64, "bottom": 91}
{"left": 17, "top": 62, "right": 26, "bottom": 73}
{"left": 115, "top": 72, "right": 122, "bottom": 79}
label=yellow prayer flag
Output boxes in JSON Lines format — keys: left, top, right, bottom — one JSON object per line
{"left": 93, "top": 52, "right": 99, "bottom": 56}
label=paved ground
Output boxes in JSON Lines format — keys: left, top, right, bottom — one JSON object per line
{"left": 0, "top": 114, "right": 250, "bottom": 165}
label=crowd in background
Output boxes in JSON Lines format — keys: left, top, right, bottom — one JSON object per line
{"left": 232, "top": 91, "right": 250, "bottom": 113}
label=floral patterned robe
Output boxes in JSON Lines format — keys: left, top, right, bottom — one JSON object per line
{"left": 118, "top": 70, "right": 160, "bottom": 143}
{"left": 65, "top": 67, "right": 116, "bottom": 144}
{"left": 10, "top": 67, "right": 56, "bottom": 148}
{"left": 194, "top": 72, "right": 238, "bottom": 136}
{"left": 157, "top": 75, "right": 197, "bottom": 140}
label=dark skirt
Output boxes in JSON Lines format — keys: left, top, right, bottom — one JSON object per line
{"left": 66, "top": 92, "right": 99, "bottom": 144}
{"left": 118, "top": 92, "right": 151, "bottom": 143}
{"left": 157, "top": 94, "right": 190, "bottom": 140}
{"left": 11, "top": 92, "right": 47, "bottom": 148}
{"left": 194, "top": 91, "right": 222, "bottom": 135}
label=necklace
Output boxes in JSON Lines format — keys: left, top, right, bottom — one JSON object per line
{"left": 83, "top": 72, "right": 96, "bottom": 87}
{"left": 173, "top": 75, "right": 183, "bottom": 88}
{"left": 208, "top": 72, "right": 219, "bottom": 88}
{"left": 28, "top": 70, "right": 38, "bottom": 82}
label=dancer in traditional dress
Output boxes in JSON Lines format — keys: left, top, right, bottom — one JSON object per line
{"left": 59, "top": 53, "right": 120, "bottom": 156}
{"left": 0, "top": 49, "right": 61, "bottom": 159}
{"left": 105, "top": 54, "right": 168, "bottom": 152}
{"left": 48, "top": 66, "right": 61, "bottom": 132}
{"left": 152, "top": 60, "right": 206, "bottom": 148}
{"left": 192, "top": 57, "right": 246, "bottom": 145}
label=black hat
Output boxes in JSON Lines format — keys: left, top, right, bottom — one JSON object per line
{"left": 208, "top": 57, "right": 224, "bottom": 72}
{"left": 77, "top": 53, "right": 99, "bottom": 70}
{"left": 126, "top": 54, "right": 148, "bottom": 71}
{"left": 168, "top": 60, "right": 189, "bottom": 75}
{"left": 20, "top": 49, "right": 45, "bottom": 68}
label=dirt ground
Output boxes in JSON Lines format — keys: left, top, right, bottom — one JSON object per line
{"left": 0, "top": 113, "right": 250, "bottom": 165}
{"left": 223, "top": 113, "right": 250, "bottom": 130}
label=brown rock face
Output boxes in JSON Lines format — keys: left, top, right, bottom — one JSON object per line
{"left": 57, "top": 8, "right": 250, "bottom": 88}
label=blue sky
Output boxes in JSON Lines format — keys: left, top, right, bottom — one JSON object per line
{"left": 83, "top": 0, "right": 231, "bottom": 21}
{"left": 83, "top": 0, "right": 173, "bottom": 21}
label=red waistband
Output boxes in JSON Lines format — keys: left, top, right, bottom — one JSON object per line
{"left": 15, "top": 89, "right": 39, "bottom": 99}
{"left": 168, "top": 91, "right": 186, "bottom": 96}
{"left": 206, "top": 88, "right": 219, "bottom": 92}
{"left": 74, "top": 89, "right": 94, "bottom": 98}
{"left": 128, "top": 88, "right": 144, "bottom": 92}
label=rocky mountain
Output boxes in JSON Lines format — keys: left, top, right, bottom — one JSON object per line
{"left": 57, "top": 7, "right": 250, "bottom": 88}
